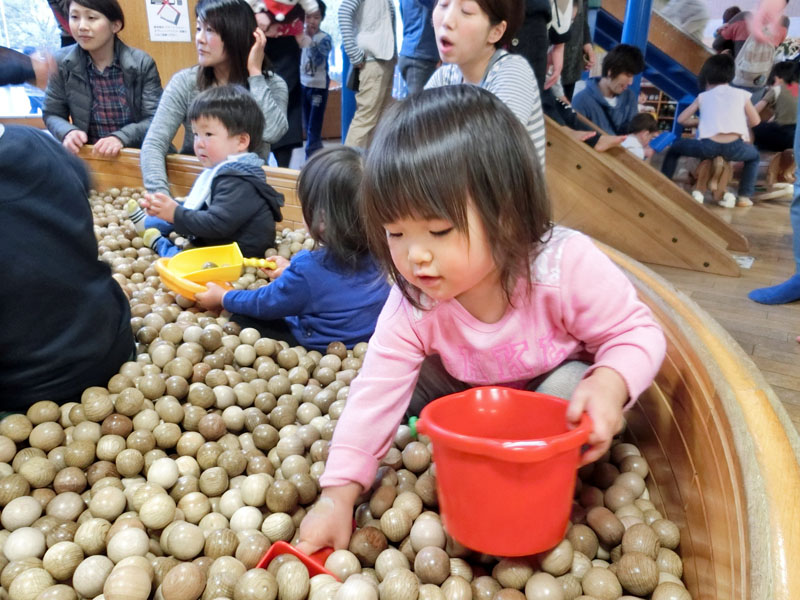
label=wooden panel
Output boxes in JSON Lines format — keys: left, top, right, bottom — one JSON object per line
{"left": 602, "top": 0, "right": 713, "bottom": 75}
{"left": 78, "top": 147, "right": 304, "bottom": 229}
{"left": 0, "top": 116, "right": 44, "bottom": 128}
{"left": 608, "top": 243, "right": 800, "bottom": 600}
{"left": 545, "top": 118, "right": 741, "bottom": 276}
{"left": 117, "top": 0, "right": 199, "bottom": 88}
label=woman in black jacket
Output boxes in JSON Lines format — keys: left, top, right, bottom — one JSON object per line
{"left": 43, "top": 0, "right": 163, "bottom": 157}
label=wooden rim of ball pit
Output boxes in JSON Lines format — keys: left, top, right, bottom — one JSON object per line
{"left": 78, "top": 146, "right": 800, "bottom": 599}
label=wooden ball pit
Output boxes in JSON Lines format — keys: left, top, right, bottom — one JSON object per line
{"left": 72, "top": 148, "right": 800, "bottom": 599}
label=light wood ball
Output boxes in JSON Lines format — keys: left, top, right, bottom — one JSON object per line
{"left": 103, "top": 564, "right": 152, "bottom": 600}
{"left": 161, "top": 562, "right": 207, "bottom": 600}
{"left": 72, "top": 555, "right": 114, "bottom": 599}
{"left": 8, "top": 567, "right": 54, "bottom": 600}
{"left": 42, "top": 541, "right": 84, "bottom": 580}
{"left": 233, "top": 568, "right": 278, "bottom": 600}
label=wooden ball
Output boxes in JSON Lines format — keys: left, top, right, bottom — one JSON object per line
{"left": 586, "top": 506, "right": 624, "bottom": 547}
{"left": 89, "top": 486, "right": 126, "bottom": 520}
{"left": 5, "top": 527, "right": 46, "bottom": 561}
{"left": 413, "top": 546, "right": 450, "bottom": 585}
{"left": 29, "top": 422, "right": 65, "bottom": 452}
{"left": 621, "top": 523, "right": 661, "bottom": 560}
{"left": 34, "top": 583, "right": 77, "bottom": 600}
{"left": 616, "top": 551, "right": 658, "bottom": 596}
{"left": 651, "top": 581, "right": 691, "bottom": 600}
{"left": 235, "top": 531, "right": 271, "bottom": 569}
{"left": 275, "top": 560, "right": 309, "bottom": 600}
{"left": 45, "top": 492, "right": 84, "bottom": 522}
{"left": 539, "top": 539, "right": 573, "bottom": 577}
{"left": 8, "top": 567, "right": 54, "bottom": 600}
{"left": 107, "top": 527, "right": 150, "bottom": 563}
{"left": 324, "top": 550, "right": 361, "bottom": 581}
{"left": 492, "top": 558, "right": 534, "bottom": 590}
{"left": 42, "top": 541, "right": 83, "bottom": 580}
{"left": 581, "top": 566, "right": 622, "bottom": 600}
{"left": 260, "top": 512, "right": 294, "bottom": 543}
{"left": 0, "top": 435, "right": 17, "bottom": 463}
{"left": 566, "top": 524, "right": 599, "bottom": 560}
{"left": 0, "top": 474, "right": 31, "bottom": 507}
{"left": 74, "top": 518, "right": 112, "bottom": 555}
{"left": 409, "top": 516, "right": 446, "bottom": 553}
{"left": 161, "top": 562, "right": 207, "bottom": 600}
{"left": 374, "top": 549, "right": 410, "bottom": 582}
{"left": 166, "top": 521, "right": 205, "bottom": 560}
{"left": 348, "top": 526, "right": 388, "bottom": 568}
{"left": 378, "top": 568, "right": 418, "bottom": 600}
{"left": 103, "top": 564, "right": 152, "bottom": 600}
{"left": 379, "top": 508, "right": 412, "bottom": 543}
{"left": 0, "top": 414, "right": 33, "bottom": 443}
{"left": 2, "top": 496, "right": 43, "bottom": 531}
{"left": 19, "top": 457, "right": 56, "bottom": 489}
{"left": 72, "top": 555, "right": 114, "bottom": 599}
{"left": 233, "top": 568, "right": 277, "bottom": 600}
{"left": 651, "top": 519, "right": 681, "bottom": 550}
{"left": 657, "top": 548, "right": 683, "bottom": 579}
{"left": 53, "top": 467, "right": 87, "bottom": 494}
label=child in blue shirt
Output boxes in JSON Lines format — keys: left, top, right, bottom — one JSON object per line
{"left": 195, "top": 146, "right": 391, "bottom": 351}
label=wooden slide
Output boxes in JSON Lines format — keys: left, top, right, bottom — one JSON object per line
{"left": 545, "top": 118, "right": 744, "bottom": 276}
{"left": 79, "top": 147, "right": 800, "bottom": 599}
{"left": 602, "top": 0, "right": 713, "bottom": 75}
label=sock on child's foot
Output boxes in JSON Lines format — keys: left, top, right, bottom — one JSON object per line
{"left": 142, "top": 228, "right": 162, "bottom": 251}
{"left": 748, "top": 274, "right": 800, "bottom": 305}
{"left": 126, "top": 198, "right": 147, "bottom": 233}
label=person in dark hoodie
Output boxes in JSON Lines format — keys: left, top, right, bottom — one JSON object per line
{"left": 572, "top": 43, "right": 644, "bottom": 135}
{"left": 0, "top": 124, "right": 134, "bottom": 409}
{"left": 127, "top": 85, "right": 284, "bottom": 258}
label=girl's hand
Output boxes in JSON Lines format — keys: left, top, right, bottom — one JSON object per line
{"left": 262, "top": 255, "right": 290, "bottom": 279}
{"left": 63, "top": 130, "right": 88, "bottom": 154}
{"left": 195, "top": 282, "right": 228, "bottom": 311}
{"left": 247, "top": 27, "right": 267, "bottom": 76}
{"left": 295, "top": 483, "right": 361, "bottom": 555}
{"left": 545, "top": 43, "right": 565, "bottom": 90}
{"left": 566, "top": 367, "right": 628, "bottom": 466}
{"left": 92, "top": 136, "right": 123, "bottom": 157}
{"left": 144, "top": 192, "right": 178, "bottom": 223}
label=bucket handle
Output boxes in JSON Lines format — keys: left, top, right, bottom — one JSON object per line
{"left": 415, "top": 414, "right": 591, "bottom": 463}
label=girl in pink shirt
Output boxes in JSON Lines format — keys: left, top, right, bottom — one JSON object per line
{"left": 295, "top": 84, "right": 666, "bottom": 554}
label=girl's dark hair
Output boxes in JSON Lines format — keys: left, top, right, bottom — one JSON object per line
{"left": 602, "top": 44, "right": 645, "bottom": 78}
{"left": 195, "top": 0, "right": 271, "bottom": 90}
{"left": 473, "top": 0, "right": 524, "bottom": 47}
{"left": 627, "top": 113, "right": 658, "bottom": 134}
{"left": 698, "top": 53, "right": 735, "bottom": 88}
{"left": 361, "top": 85, "right": 552, "bottom": 310}
{"left": 298, "top": 146, "right": 370, "bottom": 271}
{"left": 69, "top": 0, "right": 124, "bottom": 30}
{"left": 769, "top": 61, "right": 799, "bottom": 85}
{"left": 188, "top": 84, "right": 265, "bottom": 151}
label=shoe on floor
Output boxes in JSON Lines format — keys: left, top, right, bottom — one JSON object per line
{"left": 691, "top": 190, "right": 704, "bottom": 203}
{"left": 718, "top": 192, "right": 736, "bottom": 208}
{"left": 736, "top": 196, "right": 753, "bottom": 207}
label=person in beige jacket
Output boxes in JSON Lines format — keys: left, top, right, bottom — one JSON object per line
{"left": 339, "top": 0, "right": 397, "bottom": 147}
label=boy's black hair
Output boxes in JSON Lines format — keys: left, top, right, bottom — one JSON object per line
{"left": 188, "top": 84, "right": 265, "bottom": 152}
{"left": 769, "top": 61, "right": 799, "bottom": 85}
{"left": 626, "top": 113, "right": 658, "bottom": 135}
{"left": 316, "top": 0, "right": 326, "bottom": 19}
{"left": 602, "top": 44, "right": 645, "bottom": 79}
{"left": 722, "top": 6, "right": 740, "bottom": 23}
{"left": 698, "top": 53, "right": 735, "bottom": 88}
{"left": 298, "top": 146, "right": 370, "bottom": 271}
{"left": 69, "top": 0, "right": 124, "bottom": 30}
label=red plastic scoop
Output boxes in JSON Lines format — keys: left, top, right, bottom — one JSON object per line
{"left": 255, "top": 541, "right": 338, "bottom": 580}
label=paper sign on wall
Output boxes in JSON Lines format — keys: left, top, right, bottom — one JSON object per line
{"left": 145, "top": 0, "right": 191, "bottom": 42}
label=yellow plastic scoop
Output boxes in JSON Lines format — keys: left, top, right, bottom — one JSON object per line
{"left": 154, "top": 242, "right": 276, "bottom": 300}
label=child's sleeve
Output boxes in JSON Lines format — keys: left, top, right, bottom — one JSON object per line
{"left": 558, "top": 235, "right": 667, "bottom": 406}
{"left": 338, "top": 0, "right": 365, "bottom": 65}
{"left": 222, "top": 256, "right": 312, "bottom": 320}
{"left": 173, "top": 176, "right": 262, "bottom": 239}
{"left": 320, "top": 287, "right": 427, "bottom": 490}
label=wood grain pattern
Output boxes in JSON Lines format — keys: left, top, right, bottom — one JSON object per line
{"left": 546, "top": 119, "right": 741, "bottom": 275}
{"left": 601, "top": 0, "right": 713, "bottom": 75}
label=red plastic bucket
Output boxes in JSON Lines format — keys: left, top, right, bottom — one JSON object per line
{"left": 415, "top": 386, "right": 592, "bottom": 556}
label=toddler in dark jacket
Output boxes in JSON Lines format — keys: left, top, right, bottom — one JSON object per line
{"left": 128, "top": 84, "right": 283, "bottom": 258}
{"left": 194, "top": 146, "right": 391, "bottom": 351}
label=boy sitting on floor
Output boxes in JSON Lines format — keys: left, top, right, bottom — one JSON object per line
{"left": 129, "top": 84, "right": 283, "bottom": 258}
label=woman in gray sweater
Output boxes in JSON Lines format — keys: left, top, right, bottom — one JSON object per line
{"left": 141, "top": 0, "right": 289, "bottom": 195}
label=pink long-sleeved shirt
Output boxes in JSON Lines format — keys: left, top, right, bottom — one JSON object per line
{"left": 320, "top": 228, "right": 667, "bottom": 490}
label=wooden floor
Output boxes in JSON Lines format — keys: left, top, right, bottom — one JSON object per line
{"left": 648, "top": 195, "right": 800, "bottom": 434}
